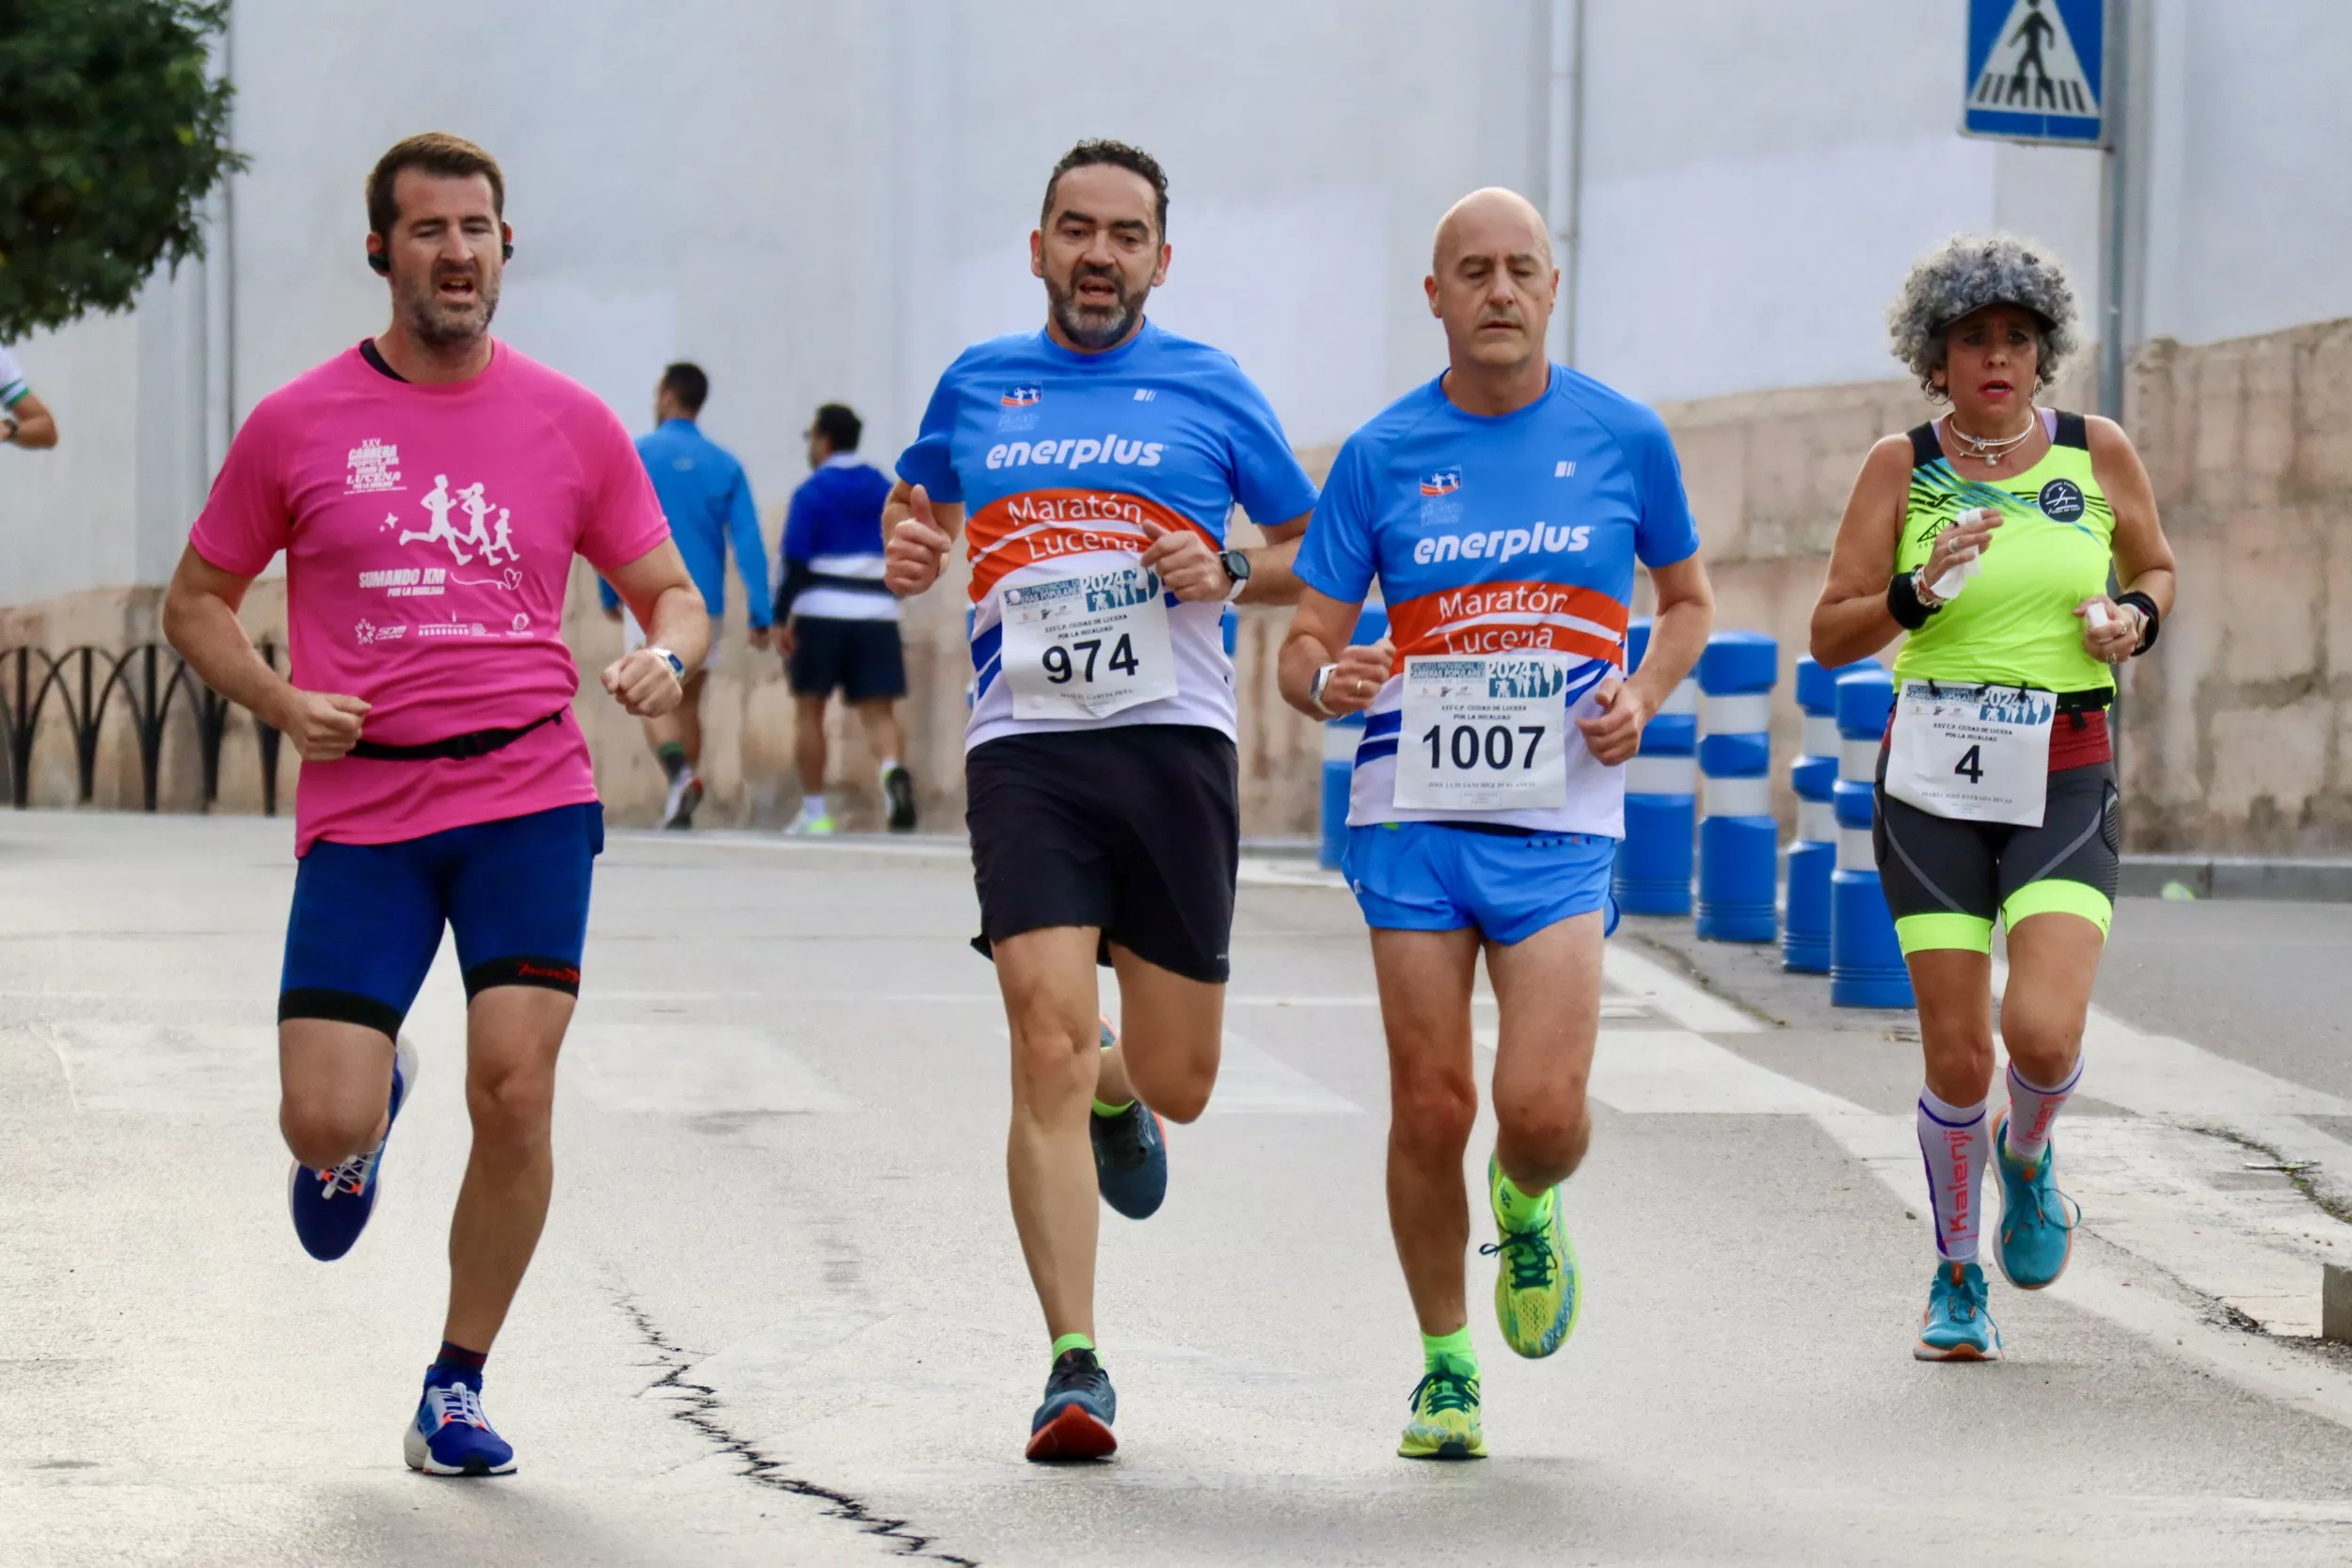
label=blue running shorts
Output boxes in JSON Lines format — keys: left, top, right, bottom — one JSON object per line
{"left": 278, "top": 803, "right": 604, "bottom": 1037}
{"left": 1342, "top": 821, "right": 1620, "bottom": 946}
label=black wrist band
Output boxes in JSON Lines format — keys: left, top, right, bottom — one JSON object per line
{"left": 2116, "top": 590, "right": 2160, "bottom": 655}
{"left": 1887, "top": 571, "right": 1937, "bottom": 631}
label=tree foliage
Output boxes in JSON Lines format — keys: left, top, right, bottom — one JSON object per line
{"left": 0, "top": 1, "right": 244, "bottom": 341}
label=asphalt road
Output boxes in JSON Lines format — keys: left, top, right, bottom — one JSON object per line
{"left": 6, "top": 813, "right": 2352, "bottom": 1566}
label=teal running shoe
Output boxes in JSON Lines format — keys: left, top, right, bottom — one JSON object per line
{"left": 1089, "top": 1018, "right": 1168, "bottom": 1220}
{"left": 1993, "top": 1113, "right": 2080, "bottom": 1291}
{"left": 1398, "top": 1364, "right": 1486, "bottom": 1460}
{"left": 1481, "top": 1159, "right": 1580, "bottom": 1358}
{"left": 1914, "top": 1260, "right": 2001, "bottom": 1361}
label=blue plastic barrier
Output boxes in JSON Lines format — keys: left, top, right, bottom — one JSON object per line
{"left": 1695, "top": 630, "right": 1779, "bottom": 942}
{"left": 1829, "top": 666, "right": 1913, "bottom": 1008}
{"left": 1613, "top": 617, "right": 1697, "bottom": 916}
{"left": 1318, "top": 605, "right": 1390, "bottom": 871}
{"left": 1784, "top": 656, "right": 1862, "bottom": 973}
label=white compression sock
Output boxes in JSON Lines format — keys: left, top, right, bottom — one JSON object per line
{"left": 1917, "top": 1086, "right": 1991, "bottom": 1265}
{"left": 2005, "top": 1059, "right": 2080, "bottom": 1164}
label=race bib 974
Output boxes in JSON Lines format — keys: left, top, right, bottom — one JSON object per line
{"left": 1883, "top": 681, "right": 2054, "bottom": 826}
{"left": 1394, "top": 654, "right": 1569, "bottom": 812}
{"left": 999, "top": 565, "right": 1178, "bottom": 721}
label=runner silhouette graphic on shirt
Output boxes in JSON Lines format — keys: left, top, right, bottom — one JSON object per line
{"left": 2008, "top": 0, "right": 2058, "bottom": 108}
{"left": 400, "top": 474, "right": 475, "bottom": 563}
{"left": 455, "top": 483, "right": 506, "bottom": 564}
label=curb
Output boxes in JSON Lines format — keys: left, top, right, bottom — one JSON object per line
{"left": 2122, "top": 854, "right": 2352, "bottom": 904}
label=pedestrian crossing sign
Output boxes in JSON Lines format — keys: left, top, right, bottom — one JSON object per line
{"left": 1962, "top": 0, "right": 2106, "bottom": 146}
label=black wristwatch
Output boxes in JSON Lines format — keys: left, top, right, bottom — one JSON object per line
{"left": 1217, "top": 548, "right": 1251, "bottom": 602}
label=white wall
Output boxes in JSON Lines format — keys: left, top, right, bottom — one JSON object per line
{"left": 2135, "top": 0, "right": 2352, "bottom": 348}
{"left": 1571, "top": 0, "right": 2103, "bottom": 404}
{"left": 2, "top": 0, "right": 2344, "bottom": 608}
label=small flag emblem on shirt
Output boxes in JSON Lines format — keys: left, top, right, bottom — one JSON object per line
{"left": 1001, "top": 386, "right": 1042, "bottom": 408}
{"left": 1420, "top": 468, "right": 1462, "bottom": 498}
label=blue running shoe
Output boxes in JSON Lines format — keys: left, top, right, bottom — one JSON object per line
{"left": 288, "top": 1035, "right": 417, "bottom": 1262}
{"left": 1090, "top": 1020, "right": 1168, "bottom": 1220}
{"left": 404, "top": 1373, "right": 516, "bottom": 1476}
{"left": 1025, "top": 1348, "right": 1117, "bottom": 1462}
{"left": 1914, "top": 1261, "right": 2001, "bottom": 1361}
{"left": 1993, "top": 1113, "right": 2080, "bottom": 1291}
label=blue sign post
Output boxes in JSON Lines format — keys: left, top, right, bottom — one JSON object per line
{"left": 1962, "top": 0, "right": 2106, "bottom": 146}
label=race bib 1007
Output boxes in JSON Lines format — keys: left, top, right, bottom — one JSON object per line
{"left": 1883, "top": 680, "right": 2055, "bottom": 826}
{"left": 1394, "top": 654, "right": 1569, "bottom": 812}
{"left": 999, "top": 565, "right": 1179, "bottom": 721}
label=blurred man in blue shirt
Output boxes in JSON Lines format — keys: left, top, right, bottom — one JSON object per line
{"left": 774, "top": 403, "right": 914, "bottom": 832}
{"left": 601, "top": 361, "right": 771, "bottom": 827}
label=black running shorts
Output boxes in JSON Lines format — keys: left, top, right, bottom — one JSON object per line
{"left": 1874, "top": 753, "right": 2121, "bottom": 955}
{"left": 964, "top": 725, "right": 1240, "bottom": 985}
{"left": 787, "top": 616, "right": 908, "bottom": 703}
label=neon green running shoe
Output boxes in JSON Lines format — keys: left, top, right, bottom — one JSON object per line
{"left": 1397, "top": 1365, "right": 1486, "bottom": 1460}
{"left": 1482, "top": 1159, "right": 1581, "bottom": 1359}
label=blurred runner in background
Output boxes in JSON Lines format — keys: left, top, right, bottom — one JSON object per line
{"left": 601, "top": 361, "right": 771, "bottom": 829}
{"left": 0, "top": 342, "right": 59, "bottom": 450}
{"left": 775, "top": 403, "right": 914, "bottom": 833}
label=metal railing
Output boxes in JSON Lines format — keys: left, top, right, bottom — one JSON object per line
{"left": 0, "top": 642, "right": 283, "bottom": 815}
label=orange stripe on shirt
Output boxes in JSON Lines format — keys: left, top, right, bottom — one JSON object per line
{"left": 964, "top": 489, "right": 1217, "bottom": 601}
{"left": 1385, "top": 580, "right": 1629, "bottom": 672}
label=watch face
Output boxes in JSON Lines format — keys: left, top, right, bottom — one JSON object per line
{"left": 1221, "top": 549, "right": 1249, "bottom": 580}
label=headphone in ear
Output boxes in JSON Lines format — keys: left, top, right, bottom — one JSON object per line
{"left": 366, "top": 239, "right": 514, "bottom": 274}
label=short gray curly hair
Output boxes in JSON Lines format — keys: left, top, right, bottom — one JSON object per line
{"left": 1887, "top": 233, "right": 2079, "bottom": 402}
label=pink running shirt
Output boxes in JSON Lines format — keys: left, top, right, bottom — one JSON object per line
{"left": 190, "top": 341, "right": 671, "bottom": 855}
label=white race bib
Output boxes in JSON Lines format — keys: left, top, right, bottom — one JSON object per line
{"left": 999, "top": 565, "right": 1178, "bottom": 721}
{"left": 1883, "top": 680, "right": 2054, "bottom": 827}
{"left": 1394, "top": 654, "right": 1569, "bottom": 812}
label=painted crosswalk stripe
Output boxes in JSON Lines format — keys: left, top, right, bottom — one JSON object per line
{"left": 569, "top": 1024, "right": 854, "bottom": 1114}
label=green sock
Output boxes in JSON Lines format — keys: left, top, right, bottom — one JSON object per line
{"left": 656, "top": 742, "right": 688, "bottom": 782}
{"left": 1493, "top": 1170, "right": 1554, "bottom": 1231}
{"left": 1092, "top": 1022, "right": 1132, "bottom": 1116}
{"left": 1422, "top": 1326, "right": 1477, "bottom": 1376}
{"left": 1051, "top": 1331, "right": 1095, "bottom": 1362}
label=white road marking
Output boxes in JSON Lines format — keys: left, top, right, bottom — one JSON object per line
{"left": 1236, "top": 857, "right": 1347, "bottom": 890}
{"left": 1204, "top": 1032, "right": 1361, "bottom": 1116}
{"left": 43, "top": 1022, "right": 274, "bottom": 1112}
{"left": 568, "top": 1024, "right": 854, "bottom": 1115}
{"left": 1601, "top": 943, "right": 1763, "bottom": 1033}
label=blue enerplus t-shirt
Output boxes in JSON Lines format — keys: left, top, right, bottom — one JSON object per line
{"left": 898, "top": 321, "right": 1317, "bottom": 750}
{"left": 1295, "top": 366, "right": 1701, "bottom": 837}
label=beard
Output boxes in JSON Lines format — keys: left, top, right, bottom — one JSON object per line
{"left": 402, "top": 270, "right": 501, "bottom": 350}
{"left": 1046, "top": 261, "right": 1151, "bottom": 351}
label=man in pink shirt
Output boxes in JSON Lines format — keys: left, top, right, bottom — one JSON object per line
{"left": 162, "top": 134, "right": 707, "bottom": 1478}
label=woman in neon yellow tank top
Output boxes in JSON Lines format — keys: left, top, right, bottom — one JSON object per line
{"left": 1810, "top": 235, "right": 2177, "bottom": 1364}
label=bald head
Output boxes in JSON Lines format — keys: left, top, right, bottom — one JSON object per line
{"left": 1431, "top": 187, "right": 1553, "bottom": 274}
{"left": 1423, "top": 187, "right": 1558, "bottom": 385}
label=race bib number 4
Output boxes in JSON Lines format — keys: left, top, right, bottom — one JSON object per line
{"left": 1000, "top": 566, "right": 1178, "bottom": 721}
{"left": 1394, "top": 655, "right": 1568, "bottom": 812}
{"left": 1883, "top": 681, "right": 2054, "bottom": 827}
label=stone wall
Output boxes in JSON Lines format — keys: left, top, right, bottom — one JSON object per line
{"left": 2121, "top": 320, "right": 2352, "bottom": 850}
{"left": 8, "top": 319, "right": 2349, "bottom": 851}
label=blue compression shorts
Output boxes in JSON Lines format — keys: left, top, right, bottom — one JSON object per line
{"left": 278, "top": 802, "right": 603, "bottom": 1037}
{"left": 1342, "top": 821, "right": 1620, "bottom": 945}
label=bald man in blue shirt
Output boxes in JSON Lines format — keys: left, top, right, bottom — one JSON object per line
{"left": 600, "top": 361, "right": 772, "bottom": 827}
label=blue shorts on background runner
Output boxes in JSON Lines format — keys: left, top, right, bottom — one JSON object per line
{"left": 1343, "top": 822, "right": 1619, "bottom": 945}
{"left": 278, "top": 802, "right": 603, "bottom": 1037}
